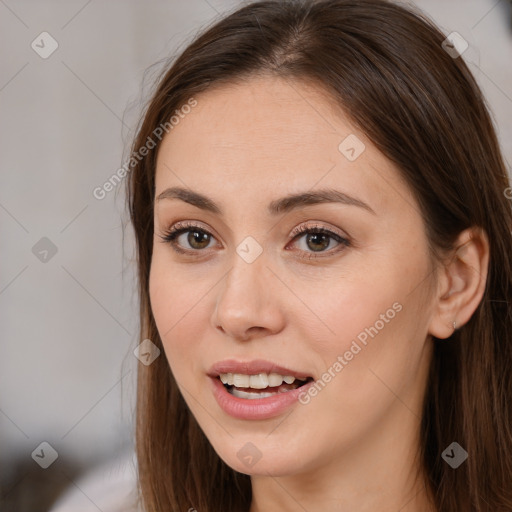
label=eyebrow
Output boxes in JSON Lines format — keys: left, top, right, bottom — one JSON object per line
{"left": 155, "top": 186, "right": 376, "bottom": 216}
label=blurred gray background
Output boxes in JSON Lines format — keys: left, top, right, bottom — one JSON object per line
{"left": 0, "top": 0, "right": 511, "bottom": 510}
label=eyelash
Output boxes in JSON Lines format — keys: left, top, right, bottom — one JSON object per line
{"left": 158, "top": 221, "right": 350, "bottom": 260}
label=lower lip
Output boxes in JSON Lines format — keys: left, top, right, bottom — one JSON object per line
{"left": 209, "top": 376, "right": 314, "bottom": 420}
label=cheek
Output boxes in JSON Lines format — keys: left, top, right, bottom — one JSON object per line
{"left": 149, "top": 244, "right": 207, "bottom": 326}
{"left": 148, "top": 253, "right": 208, "bottom": 379}
{"left": 293, "top": 258, "right": 402, "bottom": 343}
{"left": 301, "top": 246, "right": 431, "bottom": 393}
{"left": 306, "top": 280, "right": 406, "bottom": 382}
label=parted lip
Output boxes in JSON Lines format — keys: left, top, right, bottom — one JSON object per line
{"left": 207, "top": 359, "right": 313, "bottom": 379}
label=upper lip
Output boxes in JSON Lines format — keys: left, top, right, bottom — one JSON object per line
{"left": 207, "top": 359, "right": 313, "bottom": 379}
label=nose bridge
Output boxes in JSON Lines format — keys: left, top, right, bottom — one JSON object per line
{"left": 220, "top": 246, "right": 268, "bottom": 312}
{"left": 212, "top": 241, "right": 284, "bottom": 338}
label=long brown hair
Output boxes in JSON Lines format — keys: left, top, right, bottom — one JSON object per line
{"left": 125, "top": 1, "right": 512, "bottom": 510}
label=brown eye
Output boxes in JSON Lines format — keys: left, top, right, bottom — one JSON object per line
{"left": 159, "top": 223, "right": 216, "bottom": 253}
{"left": 159, "top": 222, "right": 350, "bottom": 260}
{"left": 289, "top": 225, "right": 351, "bottom": 260}
{"left": 186, "top": 230, "right": 211, "bottom": 250}
{"left": 305, "top": 232, "right": 331, "bottom": 252}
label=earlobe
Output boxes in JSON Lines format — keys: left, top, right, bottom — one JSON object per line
{"left": 428, "top": 227, "right": 489, "bottom": 340}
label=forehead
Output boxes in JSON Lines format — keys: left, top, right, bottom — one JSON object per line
{"left": 154, "top": 76, "right": 414, "bottom": 216}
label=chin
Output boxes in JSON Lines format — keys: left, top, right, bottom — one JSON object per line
{"left": 208, "top": 434, "right": 314, "bottom": 477}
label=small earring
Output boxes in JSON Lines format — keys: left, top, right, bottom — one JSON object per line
{"left": 452, "top": 320, "right": 457, "bottom": 331}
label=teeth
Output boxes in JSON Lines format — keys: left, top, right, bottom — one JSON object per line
{"left": 250, "top": 374, "right": 268, "bottom": 389}
{"left": 233, "top": 374, "right": 250, "bottom": 388}
{"left": 231, "top": 387, "right": 293, "bottom": 399}
{"left": 219, "top": 372, "right": 308, "bottom": 389}
{"left": 268, "top": 373, "right": 285, "bottom": 387}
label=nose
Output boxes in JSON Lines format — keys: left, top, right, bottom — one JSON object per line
{"left": 211, "top": 253, "right": 286, "bottom": 342}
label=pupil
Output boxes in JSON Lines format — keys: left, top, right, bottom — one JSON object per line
{"left": 188, "top": 231, "right": 209, "bottom": 249}
{"left": 307, "top": 233, "right": 328, "bottom": 251}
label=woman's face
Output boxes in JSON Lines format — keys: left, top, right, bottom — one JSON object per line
{"left": 150, "top": 76, "right": 438, "bottom": 478}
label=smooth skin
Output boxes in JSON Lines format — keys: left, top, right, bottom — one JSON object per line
{"left": 149, "top": 75, "right": 489, "bottom": 512}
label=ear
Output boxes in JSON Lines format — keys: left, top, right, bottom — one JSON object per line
{"left": 428, "top": 227, "right": 490, "bottom": 339}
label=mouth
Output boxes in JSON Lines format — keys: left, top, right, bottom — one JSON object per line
{"left": 208, "top": 361, "right": 316, "bottom": 419}
{"left": 218, "top": 373, "right": 314, "bottom": 399}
